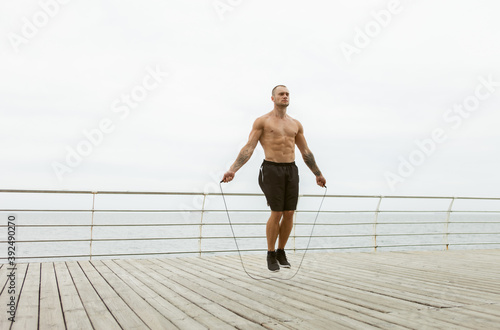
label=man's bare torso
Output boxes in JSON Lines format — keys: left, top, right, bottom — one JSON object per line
{"left": 258, "top": 112, "right": 299, "bottom": 163}
{"left": 222, "top": 85, "right": 325, "bottom": 187}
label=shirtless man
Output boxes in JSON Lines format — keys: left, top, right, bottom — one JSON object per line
{"left": 222, "top": 85, "right": 326, "bottom": 272}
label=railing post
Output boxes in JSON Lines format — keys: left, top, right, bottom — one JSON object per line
{"left": 444, "top": 197, "right": 455, "bottom": 251}
{"left": 199, "top": 194, "right": 207, "bottom": 257}
{"left": 374, "top": 196, "right": 383, "bottom": 252}
{"left": 89, "top": 192, "right": 97, "bottom": 260}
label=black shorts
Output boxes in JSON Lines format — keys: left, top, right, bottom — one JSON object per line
{"left": 258, "top": 160, "right": 299, "bottom": 212}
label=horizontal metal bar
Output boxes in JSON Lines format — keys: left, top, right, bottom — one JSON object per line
{"left": 191, "top": 221, "right": 499, "bottom": 226}
{"left": 0, "top": 237, "right": 205, "bottom": 243}
{"left": 0, "top": 189, "right": 211, "bottom": 196}
{"left": 0, "top": 209, "right": 191, "bottom": 213}
{"left": 0, "top": 223, "right": 380, "bottom": 228}
{"left": 0, "top": 223, "right": 203, "bottom": 228}
{"left": 446, "top": 242, "right": 500, "bottom": 246}
{"left": 295, "top": 232, "right": 500, "bottom": 237}
{"left": 3, "top": 232, "right": 499, "bottom": 245}
{"left": 0, "top": 189, "right": 98, "bottom": 194}
{"left": 0, "top": 222, "right": 443, "bottom": 228}
{"left": 1, "top": 188, "right": 500, "bottom": 200}
{"left": 0, "top": 189, "right": 262, "bottom": 197}
{"left": 3, "top": 209, "right": 500, "bottom": 214}
{"left": 1, "top": 221, "right": 499, "bottom": 229}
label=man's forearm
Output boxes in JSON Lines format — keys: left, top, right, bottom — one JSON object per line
{"left": 230, "top": 147, "right": 253, "bottom": 172}
{"left": 303, "top": 152, "right": 322, "bottom": 176}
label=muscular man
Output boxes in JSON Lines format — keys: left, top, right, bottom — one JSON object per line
{"left": 222, "top": 85, "right": 326, "bottom": 272}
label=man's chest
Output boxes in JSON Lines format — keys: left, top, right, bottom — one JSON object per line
{"left": 262, "top": 120, "right": 298, "bottom": 139}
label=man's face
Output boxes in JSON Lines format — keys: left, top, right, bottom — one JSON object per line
{"left": 272, "top": 87, "right": 290, "bottom": 107}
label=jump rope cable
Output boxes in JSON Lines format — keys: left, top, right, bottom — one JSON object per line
{"left": 219, "top": 181, "right": 328, "bottom": 281}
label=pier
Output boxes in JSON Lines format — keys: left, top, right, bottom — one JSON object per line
{"left": 2, "top": 249, "right": 500, "bottom": 329}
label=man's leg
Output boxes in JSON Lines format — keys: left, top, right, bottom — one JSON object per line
{"left": 266, "top": 211, "right": 282, "bottom": 271}
{"left": 275, "top": 210, "right": 294, "bottom": 268}
{"left": 278, "top": 210, "right": 294, "bottom": 249}
{"left": 266, "top": 211, "right": 283, "bottom": 251}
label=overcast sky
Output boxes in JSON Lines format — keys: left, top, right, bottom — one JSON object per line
{"left": 1, "top": 0, "right": 499, "bottom": 198}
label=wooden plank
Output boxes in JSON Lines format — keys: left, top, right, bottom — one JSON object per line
{"left": 0, "top": 264, "right": 7, "bottom": 294}
{"left": 106, "top": 258, "right": 211, "bottom": 329}
{"left": 38, "top": 263, "right": 66, "bottom": 329}
{"left": 210, "top": 254, "right": 473, "bottom": 329}
{"left": 65, "top": 261, "right": 120, "bottom": 329}
{"left": 388, "top": 306, "right": 500, "bottom": 330}
{"left": 11, "top": 263, "right": 40, "bottom": 330}
{"left": 341, "top": 250, "right": 500, "bottom": 287}
{"left": 353, "top": 251, "right": 500, "bottom": 291}
{"left": 324, "top": 252, "right": 500, "bottom": 305}
{"left": 130, "top": 258, "right": 266, "bottom": 329}
{"left": 198, "top": 254, "right": 416, "bottom": 329}
{"left": 297, "top": 251, "right": 500, "bottom": 329}
{"left": 77, "top": 260, "right": 146, "bottom": 329}
{"left": 146, "top": 258, "right": 275, "bottom": 328}
{"left": 134, "top": 257, "right": 267, "bottom": 329}
{"left": 182, "top": 255, "right": 365, "bottom": 329}
{"left": 53, "top": 262, "right": 93, "bottom": 330}
{"left": 192, "top": 258, "right": 418, "bottom": 328}
{"left": 440, "top": 306, "right": 500, "bottom": 328}
{"left": 0, "top": 263, "right": 15, "bottom": 329}
{"left": 155, "top": 257, "right": 307, "bottom": 329}
{"left": 1, "top": 249, "right": 498, "bottom": 329}
{"left": 208, "top": 254, "right": 427, "bottom": 317}
{"left": 91, "top": 259, "right": 178, "bottom": 329}
{"left": 294, "top": 254, "right": 486, "bottom": 329}
{"left": 0, "top": 263, "right": 29, "bottom": 330}
{"left": 462, "top": 303, "right": 500, "bottom": 317}
{"left": 307, "top": 254, "right": 486, "bottom": 308}
{"left": 177, "top": 255, "right": 374, "bottom": 330}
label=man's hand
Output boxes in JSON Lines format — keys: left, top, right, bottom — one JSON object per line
{"left": 221, "top": 171, "right": 235, "bottom": 183}
{"left": 316, "top": 175, "right": 326, "bottom": 188}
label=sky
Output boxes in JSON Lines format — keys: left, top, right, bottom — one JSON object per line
{"left": 1, "top": 0, "right": 500, "bottom": 198}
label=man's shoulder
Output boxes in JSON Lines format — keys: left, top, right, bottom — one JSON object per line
{"left": 252, "top": 114, "right": 268, "bottom": 129}
{"left": 288, "top": 115, "right": 302, "bottom": 127}
{"left": 254, "top": 112, "right": 272, "bottom": 125}
{"left": 257, "top": 111, "right": 273, "bottom": 120}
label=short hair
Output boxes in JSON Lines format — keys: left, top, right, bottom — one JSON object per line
{"left": 272, "top": 85, "right": 287, "bottom": 96}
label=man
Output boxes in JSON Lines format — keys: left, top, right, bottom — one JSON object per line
{"left": 222, "top": 85, "right": 326, "bottom": 272}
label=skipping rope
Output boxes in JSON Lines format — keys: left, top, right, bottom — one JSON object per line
{"left": 219, "top": 181, "right": 328, "bottom": 281}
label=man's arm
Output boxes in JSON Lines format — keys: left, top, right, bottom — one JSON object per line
{"left": 222, "top": 118, "right": 263, "bottom": 183}
{"left": 295, "top": 120, "right": 326, "bottom": 187}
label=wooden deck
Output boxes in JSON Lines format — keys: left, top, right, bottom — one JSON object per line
{"left": 1, "top": 249, "right": 500, "bottom": 329}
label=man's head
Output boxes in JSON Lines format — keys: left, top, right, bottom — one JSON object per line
{"left": 271, "top": 85, "right": 290, "bottom": 107}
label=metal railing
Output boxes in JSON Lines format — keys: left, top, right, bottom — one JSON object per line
{"left": 1, "top": 189, "right": 499, "bottom": 262}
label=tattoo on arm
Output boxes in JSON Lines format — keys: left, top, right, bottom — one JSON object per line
{"left": 230, "top": 147, "right": 253, "bottom": 172}
{"left": 303, "top": 152, "right": 322, "bottom": 176}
